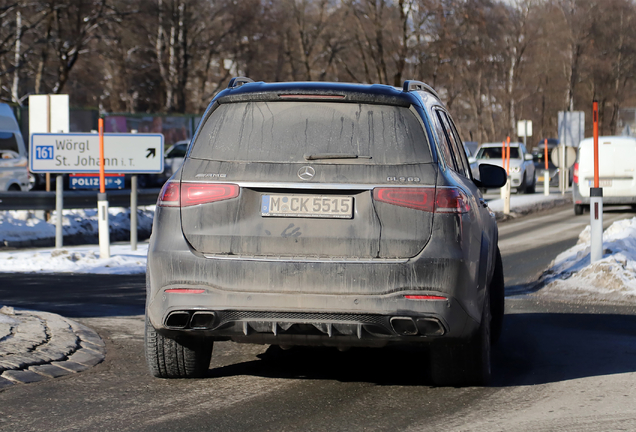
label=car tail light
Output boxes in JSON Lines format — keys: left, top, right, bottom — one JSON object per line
{"left": 157, "top": 182, "right": 239, "bottom": 207}
{"left": 404, "top": 295, "right": 447, "bottom": 300}
{"left": 181, "top": 183, "right": 239, "bottom": 207}
{"left": 435, "top": 188, "right": 471, "bottom": 213}
{"left": 573, "top": 162, "right": 579, "bottom": 184}
{"left": 373, "top": 187, "right": 470, "bottom": 213}
{"left": 157, "top": 181, "right": 180, "bottom": 207}
{"left": 373, "top": 187, "right": 435, "bottom": 212}
{"left": 164, "top": 288, "right": 206, "bottom": 294}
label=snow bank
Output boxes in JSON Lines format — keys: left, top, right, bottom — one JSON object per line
{"left": 487, "top": 193, "right": 570, "bottom": 215}
{"left": 536, "top": 217, "right": 636, "bottom": 301}
{"left": 0, "top": 243, "right": 148, "bottom": 274}
{"left": 0, "top": 207, "right": 155, "bottom": 244}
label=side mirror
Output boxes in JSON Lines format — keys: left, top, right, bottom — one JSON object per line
{"left": 524, "top": 153, "right": 533, "bottom": 161}
{"left": 473, "top": 164, "right": 507, "bottom": 189}
{"left": 468, "top": 156, "right": 477, "bottom": 164}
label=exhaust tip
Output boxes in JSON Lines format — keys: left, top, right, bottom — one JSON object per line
{"left": 165, "top": 311, "right": 190, "bottom": 329}
{"left": 190, "top": 311, "right": 216, "bottom": 329}
{"left": 390, "top": 317, "right": 418, "bottom": 336}
{"left": 416, "top": 318, "right": 445, "bottom": 336}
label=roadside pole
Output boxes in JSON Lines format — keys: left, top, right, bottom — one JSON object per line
{"left": 504, "top": 136, "right": 511, "bottom": 215}
{"left": 500, "top": 140, "right": 506, "bottom": 200}
{"left": 544, "top": 138, "right": 549, "bottom": 196}
{"left": 97, "top": 118, "right": 110, "bottom": 259}
{"left": 130, "top": 129, "right": 138, "bottom": 251}
{"left": 55, "top": 174, "right": 63, "bottom": 248}
{"left": 590, "top": 101, "right": 603, "bottom": 263}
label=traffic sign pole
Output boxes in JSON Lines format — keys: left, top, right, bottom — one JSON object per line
{"left": 55, "top": 174, "right": 63, "bottom": 248}
{"left": 131, "top": 175, "right": 138, "bottom": 251}
{"left": 97, "top": 118, "right": 110, "bottom": 260}
{"left": 544, "top": 138, "right": 549, "bottom": 196}
{"left": 504, "top": 136, "right": 511, "bottom": 215}
{"left": 590, "top": 101, "right": 603, "bottom": 263}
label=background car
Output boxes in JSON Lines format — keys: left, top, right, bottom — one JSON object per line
{"left": 532, "top": 138, "right": 559, "bottom": 187}
{"left": 475, "top": 142, "right": 536, "bottom": 193}
{"left": 145, "top": 78, "right": 507, "bottom": 387}
{"left": 573, "top": 136, "right": 636, "bottom": 215}
{"left": 0, "top": 103, "right": 29, "bottom": 191}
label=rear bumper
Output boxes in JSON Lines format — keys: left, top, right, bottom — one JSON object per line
{"left": 152, "top": 291, "right": 476, "bottom": 347}
{"left": 573, "top": 184, "right": 636, "bottom": 205}
{"left": 146, "top": 206, "right": 492, "bottom": 346}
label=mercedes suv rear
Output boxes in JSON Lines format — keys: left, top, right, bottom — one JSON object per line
{"left": 145, "top": 78, "right": 507, "bottom": 386}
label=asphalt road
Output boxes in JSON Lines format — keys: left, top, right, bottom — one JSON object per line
{"left": 1, "top": 203, "right": 636, "bottom": 431}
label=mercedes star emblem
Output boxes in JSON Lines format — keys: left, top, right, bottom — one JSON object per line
{"left": 297, "top": 166, "right": 316, "bottom": 180}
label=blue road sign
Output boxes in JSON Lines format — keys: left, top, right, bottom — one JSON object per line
{"left": 69, "top": 174, "right": 125, "bottom": 190}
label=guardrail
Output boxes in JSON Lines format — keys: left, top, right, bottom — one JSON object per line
{"left": 0, "top": 189, "right": 161, "bottom": 211}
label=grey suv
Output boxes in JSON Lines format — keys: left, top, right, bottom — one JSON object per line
{"left": 145, "top": 78, "right": 507, "bottom": 386}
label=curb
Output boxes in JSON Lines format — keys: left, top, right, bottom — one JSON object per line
{"left": 0, "top": 306, "right": 105, "bottom": 388}
{"left": 494, "top": 195, "right": 573, "bottom": 222}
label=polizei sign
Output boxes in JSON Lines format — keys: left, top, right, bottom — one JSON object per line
{"left": 30, "top": 133, "right": 164, "bottom": 174}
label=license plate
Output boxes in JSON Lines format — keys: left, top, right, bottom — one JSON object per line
{"left": 261, "top": 195, "right": 353, "bottom": 219}
{"left": 588, "top": 180, "right": 612, "bottom": 187}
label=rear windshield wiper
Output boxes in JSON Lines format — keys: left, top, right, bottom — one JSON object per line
{"left": 304, "top": 153, "right": 372, "bottom": 160}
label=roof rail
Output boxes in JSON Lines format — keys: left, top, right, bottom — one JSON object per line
{"left": 402, "top": 80, "right": 440, "bottom": 100}
{"left": 227, "top": 77, "right": 254, "bottom": 89}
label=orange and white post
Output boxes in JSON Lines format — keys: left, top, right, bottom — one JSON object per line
{"left": 503, "top": 136, "right": 511, "bottom": 215}
{"left": 500, "top": 140, "right": 506, "bottom": 200}
{"left": 97, "top": 118, "right": 110, "bottom": 259}
{"left": 590, "top": 101, "right": 603, "bottom": 263}
{"left": 543, "top": 138, "right": 550, "bottom": 196}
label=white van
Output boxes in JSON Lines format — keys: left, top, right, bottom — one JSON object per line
{"left": 0, "top": 103, "right": 29, "bottom": 191}
{"left": 573, "top": 136, "right": 636, "bottom": 214}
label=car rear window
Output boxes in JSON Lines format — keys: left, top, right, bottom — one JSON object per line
{"left": 477, "top": 146, "right": 520, "bottom": 159}
{"left": 189, "top": 101, "right": 432, "bottom": 164}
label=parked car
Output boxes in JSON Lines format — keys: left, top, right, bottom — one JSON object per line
{"left": 0, "top": 103, "right": 29, "bottom": 191}
{"left": 532, "top": 150, "right": 559, "bottom": 187}
{"left": 474, "top": 142, "right": 536, "bottom": 193}
{"left": 137, "top": 140, "right": 189, "bottom": 188}
{"left": 145, "top": 78, "right": 507, "bottom": 386}
{"left": 573, "top": 136, "right": 636, "bottom": 215}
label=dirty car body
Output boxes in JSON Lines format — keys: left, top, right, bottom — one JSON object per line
{"left": 145, "top": 79, "right": 506, "bottom": 385}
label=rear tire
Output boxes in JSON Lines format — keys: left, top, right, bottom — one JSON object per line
{"left": 145, "top": 316, "right": 213, "bottom": 378}
{"left": 574, "top": 204, "right": 584, "bottom": 215}
{"left": 526, "top": 174, "right": 536, "bottom": 194}
{"left": 516, "top": 173, "right": 526, "bottom": 194}
{"left": 430, "top": 290, "right": 492, "bottom": 387}
{"left": 490, "top": 248, "right": 505, "bottom": 345}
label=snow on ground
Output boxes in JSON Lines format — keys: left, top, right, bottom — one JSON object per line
{"left": 0, "top": 207, "right": 154, "bottom": 274}
{"left": 535, "top": 217, "right": 636, "bottom": 302}
{"left": 0, "top": 243, "right": 148, "bottom": 274}
{"left": 0, "top": 206, "right": 155, "bottom": 243}
{"left": 487, "top": 192, "right": 569, "bottom": 214}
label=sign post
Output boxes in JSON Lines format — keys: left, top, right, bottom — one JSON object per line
{"left": 28, "top": 94, "right": 69, "bottom": 228}
{"left": 29, "top": 130, "right": 164, "bottom": 256}
{"left": 130, "top": 129, "right": 138, "bottom": 251}
{"left": 590, "top": 101, "right": 603, "bottom": 263}
{"left": 504, "top": 136, "right": 511, "bottom": 215}
{"left": 544, "top": 138, "right": 550, "bottom": 196}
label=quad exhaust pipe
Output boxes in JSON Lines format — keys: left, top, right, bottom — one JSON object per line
{"left": 390, "top": 316, "right": 445, "bottom": 336}
{"left": 165, "top": 311, "right": 216, "bottom": 329}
